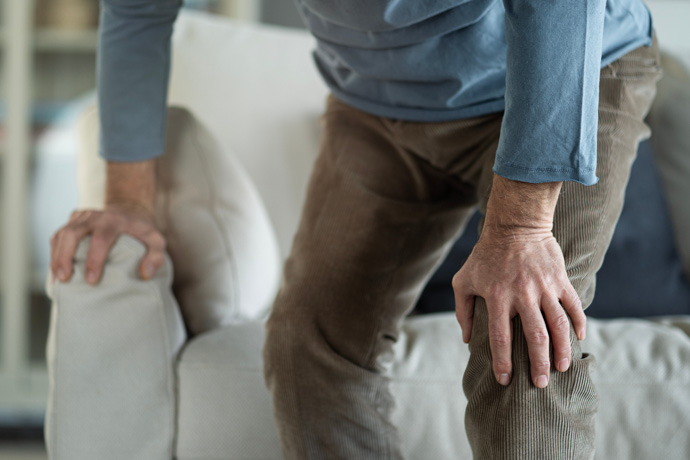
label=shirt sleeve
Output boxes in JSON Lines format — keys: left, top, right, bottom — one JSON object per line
{"left": 97, "top": 0, "right": 182, "bottom": 162}
{"left": 493, "top": 0, "right": 607, "bottom": 185}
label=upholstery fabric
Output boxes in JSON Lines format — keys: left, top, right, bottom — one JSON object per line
{"left": 76, "top": 105, "right": 282, "bottom": 335}
{"left": 175, "top": 314, "right": 690, "bottom": 460}
{"left": 45, "top": 236, "right": 186, "bottom": 460}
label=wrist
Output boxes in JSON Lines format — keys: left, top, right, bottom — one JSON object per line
{"left": 105, "top": 159, "right": 156, "bottom": 215}
{"left": 104, "top": 199, "right": 155, "bottom": 219}
{"left": 484, "top": 173, "right": 561, "bottom": 235}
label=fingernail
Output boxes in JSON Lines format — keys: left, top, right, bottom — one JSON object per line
{"left": 143, "top": 263, "right": 155, "bottom": 279}
{"left": 557, "top": 358, "right": 569, "bottom": 372}
{"left": 57, "top": 269, "right": 66, "bottom": 282}
{"left": 86, "top": 270, "right": 97, "bottom": 284}
{"left": 535, "top": 375, "right": 548, "bottom": 388}
{"left": 498, "top": 373, "right": 510, "bottom": 386}
{"left": 578, "top": 328, "right": 586, "bottom": 341}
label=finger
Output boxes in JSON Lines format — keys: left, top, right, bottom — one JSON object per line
{"left": 487, "top": 306, "right": 513, "bottom": 386}
{"left": 139, "top": 250, "right": 166, "bottom": 280}
{"left": 519, "top": 305, "right": 551, "bottom": 388}
{"left": 49, "top": 232, "right": 59, "bottom": 278}
{"left": 542, "top": 296, "right": 571, "bottom": 372}
{"left": 84, "top": 231, "right": 120, "bottom": 285}
{"left": 126, "top": 224, "right": 166, "bottom": 280}
{"left": 452, "top": 272, "right": 475, "bottom": 343}
{"left": 560, "top": 282, "right": 586, "bottom": 341}
{"left": 51, "top": 210, "right": 86, "bottom": 279}
{"left": 454, "top": 294, "right": 475, "bottom": 344}
{"left": 53, "top": 224, "right": 91, "bottom": 282}
{"left": 69, "top": 210, "right": 87, "bottom": 223}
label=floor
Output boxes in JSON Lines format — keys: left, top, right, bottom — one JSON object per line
{"left": 0, "top": 443, "right": 47, "bottom": 460}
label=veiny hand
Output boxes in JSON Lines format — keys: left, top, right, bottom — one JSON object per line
{"left": 50, "top": 205, "right": 166, "bottom": 285}
{"left": 452, "top": 229, "right": 586, "bottom": 389}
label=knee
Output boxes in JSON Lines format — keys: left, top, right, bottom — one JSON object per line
{"left": 262, "top": 299, "right": 315, "bottom": 384}
{"left": 262, "top": 286, "right": 379, "bottom": 387}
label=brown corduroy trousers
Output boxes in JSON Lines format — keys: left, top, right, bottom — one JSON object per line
{"left": 264, "top": 36, "right": 661, "bottom": 459}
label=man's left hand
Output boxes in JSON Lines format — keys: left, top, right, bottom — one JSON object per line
{"left": 452, "top": 174, "right": 587, "bottom": 389}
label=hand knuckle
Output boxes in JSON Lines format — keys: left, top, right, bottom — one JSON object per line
{"left": 556, "top": 346, "right": 571, "bottom": 357}
{"left": 486, "top": 286, "right": 504, "bottom": 303}
{"left": 85, "top": 262, "right": 100, "bottom": 273}
{"left": 515, "top": 273, "right": 532, "bottom": 289}
{"left": 451, "top": 272, "right": 464, "bottom": 289}
{"left": 102, "top": 216, "right": 121, "bottom": 228}
{"left": 528, "top": 328, "right": 549, "bottom": 345}
{"left": 494, "top": 359, "right": 512, "bottom": 369}
{"left": 541, "top": 274, "right": 555, "bottom": 288}
{"left": 150, "top": 231, "right": 165, "bottom": 248}
{"left": 552, "top": 314, "right": 570, "bottom": 331}
{"left": 534, "top": 359, "right": 551, "bottom": 369}
{"left": 90, "top": 232, "right": 111, "bottom": 245}
{"left": 62, "top": 226, "right": 79, "bottom": 239}
{"left": 489, "top": 331, "right": 511, "bottom": 347}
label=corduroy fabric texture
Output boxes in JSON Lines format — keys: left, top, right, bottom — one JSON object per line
{"left": 263, "top": 36, "right": 661, "bottom": 459}
{"left": 464, "top": 34, "right": 662, "bottom": 459}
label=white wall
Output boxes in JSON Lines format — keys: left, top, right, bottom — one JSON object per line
{"left": 646, "top": 0, "right": 690, "bottom": 57}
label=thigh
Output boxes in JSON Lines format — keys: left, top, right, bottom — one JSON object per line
{"left": 474, "top": 36, "right": 662, "bottom": 307}
{"left": 555, "top": 35, "right": 662, "bottom": 307}
{"left": 270, "top": 95, "right": 479, "bottom": 370}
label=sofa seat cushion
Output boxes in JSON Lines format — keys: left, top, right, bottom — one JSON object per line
{"left": 175, "top": 314, "right": 690, "bottom": 460}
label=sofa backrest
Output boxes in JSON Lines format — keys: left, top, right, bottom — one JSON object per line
{"left": 169, "top": 11, "right": 329, "bottom": 260}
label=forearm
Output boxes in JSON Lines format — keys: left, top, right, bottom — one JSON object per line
{"left": 98, "top": 0, "right": 181, "bottom": 162}
{"left": 495, "top": 0, "right": 606, "bottom": 185}
{"left": 105, "top": 160, "right": 156, "bottom": 215}
{"left": 484, "top": 173, "right": 562, "bottom": 238}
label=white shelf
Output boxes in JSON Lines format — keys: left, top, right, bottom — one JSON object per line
{"left": 0, "top": 27, "right": 98, "bottom": 52}
{"left": 34, "top": 28, "right": 98, "bottom": 52}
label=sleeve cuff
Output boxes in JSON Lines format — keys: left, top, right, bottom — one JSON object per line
{"left": 492, "top": 161, "right": 599, "bottom": 186}
{"left": 99, "top": 136, "right": 166, "bottom": 163}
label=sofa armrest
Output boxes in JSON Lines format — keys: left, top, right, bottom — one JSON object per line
{"left": 45, "top": 235, "right": 187, "bottom": 460}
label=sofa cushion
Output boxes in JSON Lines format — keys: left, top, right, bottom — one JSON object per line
{"left": 77, "top": 105, "right": 281, "bottom": 335}
{"left": 175, "top": 314, "right": 690, "bottom": 460}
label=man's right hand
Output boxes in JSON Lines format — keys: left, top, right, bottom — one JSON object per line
{"left": 50, "top": 158, "right": 162, "bottom": 285}
{"left": 50, "top": 205, "right": 165, "bottom": 285}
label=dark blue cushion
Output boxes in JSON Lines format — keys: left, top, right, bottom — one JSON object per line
{"left": 414, "top": 140, "right": 690, "bottom": 318}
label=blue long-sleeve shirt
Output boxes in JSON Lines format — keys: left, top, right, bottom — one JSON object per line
{"left": 97, "top": 0, "right": 652, "bottom": 185}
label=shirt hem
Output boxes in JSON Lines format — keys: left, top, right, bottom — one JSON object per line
{"left": 328, "top": 87, "right": 507, "bottom": 123}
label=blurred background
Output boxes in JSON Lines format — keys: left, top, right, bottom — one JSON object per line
{"left": 0, "top": 0, "right": 688, "bottom": 459}
{"left": 0, "top": 1, "right": 303, "bottom": 459}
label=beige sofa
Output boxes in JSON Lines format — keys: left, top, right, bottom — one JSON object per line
{"left": 45, "top": 11, "right": 690, "bottom": 460}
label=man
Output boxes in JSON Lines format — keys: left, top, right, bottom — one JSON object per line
{"left": 50, "top": 0, "right": 660, "bottom": 458}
